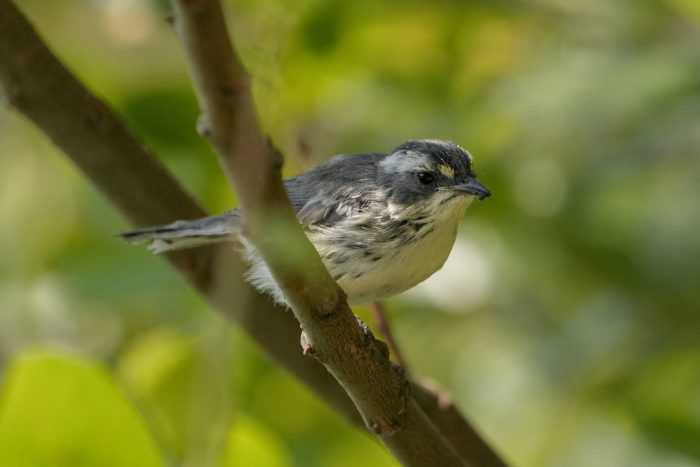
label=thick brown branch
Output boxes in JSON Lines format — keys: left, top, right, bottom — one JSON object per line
{"left": 0, "top": 0, "right": 212, "bottom": 288}
{"left": 0, "top": 1, "right": 507, "bottom": 466}
{"left": 169, "top": 1, "right": 473, "bottom": 466}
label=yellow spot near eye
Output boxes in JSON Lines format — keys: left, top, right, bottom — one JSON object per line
{"left": 438, "top": 164, "right": 455, "bottom": 178}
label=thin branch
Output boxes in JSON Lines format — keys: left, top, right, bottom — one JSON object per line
{"left": 0, "top": 2, "right": 508, "bottom": 466}
{"left": 372, "top": 301, "right": 410, "bottom": 369}
{"left": 414, "top": 383, "right": 508, "bottom": 467}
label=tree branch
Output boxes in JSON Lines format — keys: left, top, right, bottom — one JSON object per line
{"left": 169, "top": 1, "right": 473, "bottom": 466}
{"left": 0, "top": 1, "right": 507, "bottom": 466}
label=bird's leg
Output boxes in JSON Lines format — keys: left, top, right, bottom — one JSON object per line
{"left": 371, "top": 301, "right": 409, "bottom": 370}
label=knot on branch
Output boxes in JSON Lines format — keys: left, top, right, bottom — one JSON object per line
{"left": 368, "top": 415, "right": 402, "bottom": 437}
{"left": 355, "top": 315, "right": 390, "bottom": 360}
{"left": 196, "top": 113, "right": 212, "bottom": 139}
{"left": 392, "top": 361, "right": 412, "bottom": 412}
{"left": 300, "top": 328, "right": 314, "bottom": 355}
{"left": 195, "top": 112, "right": 230, "bottom": 151}
{"left": 318, "top": 288, "right": 348, "bottom": 319}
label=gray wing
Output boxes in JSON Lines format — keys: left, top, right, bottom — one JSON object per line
{"left": 284, "top": 152, "right": 385, "bottom": 227}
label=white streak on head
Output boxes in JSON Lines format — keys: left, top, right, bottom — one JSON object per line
{"left": 415, "top": 139, "right": 473, "bottom": 162}
{"left": 379, "top": 150, "right": 430, "bottom": 174}
{"left": 381, "top": 139, "right": 473, "bottom": 175}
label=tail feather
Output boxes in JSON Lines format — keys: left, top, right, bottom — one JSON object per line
{"left": 120, "top": 212, "right": 241, "bottom": 254}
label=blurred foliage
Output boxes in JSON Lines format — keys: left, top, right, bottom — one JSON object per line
{"left": 1, "top": 0, "right": 699, "bottom": 466}
{"left": 0, "top": 350, "right": 162, "bottom": 467}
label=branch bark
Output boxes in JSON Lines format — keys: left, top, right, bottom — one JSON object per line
{"left": 0, "top": 1, "right": 508, "bottom": 466}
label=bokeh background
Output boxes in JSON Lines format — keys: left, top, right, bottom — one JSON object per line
{"left": 1, "top": 0, "right": 699, "bottom": 466}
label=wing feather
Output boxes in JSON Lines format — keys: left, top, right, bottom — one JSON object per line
{"left": 283, "top": 152, "right": 385, "bottom": 227}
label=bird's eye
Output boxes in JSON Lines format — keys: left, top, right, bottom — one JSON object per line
{"left": 416, "top": 171, "right": 435, "bottom": 185}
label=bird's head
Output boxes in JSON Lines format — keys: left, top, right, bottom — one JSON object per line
{"left": 378, "top": 139, "right": 490, "bottom": 220}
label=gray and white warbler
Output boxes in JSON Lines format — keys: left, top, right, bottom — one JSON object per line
{"left": 121, "top": 139, "right": 491, "bottom": 305}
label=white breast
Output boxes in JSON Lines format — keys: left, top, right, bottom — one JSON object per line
{"left": 336, "top": 216, "right": 461, "bottom": 303}
{"left": 332, "top": 195, "right": 473, "bottom": 303}
{"left": 243, "top": 194, "right": 473, "bottom": 306}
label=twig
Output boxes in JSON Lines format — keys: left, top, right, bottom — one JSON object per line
{"left": 0, "top": 1, "right": 508, "bottom": 466}
{"left": 414, "top": 382, "right": 508, "bottom": 467}
{"left": 371, "top": 301, "right": 409, "bottom": 370}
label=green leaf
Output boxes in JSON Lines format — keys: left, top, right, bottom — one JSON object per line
{"left": 0, "top": 349, "right": 162, "bottom": 467}
{"left": 219, "top": 415, "right": 291, "bottom": 467}
{"left": 117, "top": 329, "right": 197, "bottom": 454}
{"left": 117, "top": 329, "right": 232, "bottom": 464}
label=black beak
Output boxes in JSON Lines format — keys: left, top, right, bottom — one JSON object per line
{"left": 453, "top": 177, "right": 491, "bottom": 200}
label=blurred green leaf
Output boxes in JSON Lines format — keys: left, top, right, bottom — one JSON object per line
{"left": 120, "top": 88, "right": 205, "bottom": 153}
{"left": 0, "top": 349, "right": 161, "bottom": 467}
{"left": 219, "top": 415, "right": 292, "bottom": 467}
{"left": 117, "top": 329, "right": 197, "bottom": 458}
{"left": 638, "top": 415, "right": 700, "bottom": 461}
{"left": 117, "top": 328, "right": 232, "bottom": 465}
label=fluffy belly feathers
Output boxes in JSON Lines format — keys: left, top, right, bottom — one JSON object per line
{"left": 245, "top": 197, "right": 471, "bottom": 306}
{"left": 316, "top": 217, "right": 460, "bottom": 303}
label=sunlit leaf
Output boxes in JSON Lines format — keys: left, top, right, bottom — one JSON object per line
{"left": 0, "top": 349, "right": 161, "bottom": 467}
{"left": 219, "top": 415, "right": 292, "bottom": 467}
{"left": 117, "top": 329, "right": 231, "bottom": 464}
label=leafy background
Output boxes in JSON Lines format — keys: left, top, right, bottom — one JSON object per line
{"left": 1, "top": 0, "right": 699, "bottom": 466}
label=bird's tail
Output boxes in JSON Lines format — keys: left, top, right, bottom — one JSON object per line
{"left": 120, "top": 211, "right": 242, "bottom": 254}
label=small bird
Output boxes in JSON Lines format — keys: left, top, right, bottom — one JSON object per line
{"left": 121, "top": 139, "right": 490, "bottom": 305}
